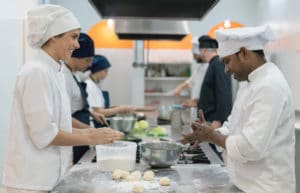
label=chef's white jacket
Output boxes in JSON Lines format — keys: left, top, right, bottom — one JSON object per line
{"left": 2, "top": 50, "right": 72, "bottom": 191}
{"left": 218, "top": 62, "right": 295, "bottom": 193}
{"left": 85, "top": 78, "right": 105, "bottom": 108}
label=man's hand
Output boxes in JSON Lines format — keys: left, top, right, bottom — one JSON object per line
{"left": 180, "top": 109, "right": 214, "bottom": 148}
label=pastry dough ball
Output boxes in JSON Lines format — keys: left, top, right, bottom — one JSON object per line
{"left": 126, "top": 175, "right": 138, "bottom": 181}
{"left": 133, "top": 184, "right": 144, "bottom": 193}
{"left": 143, "top": 170, "right": 155, "bottom": 181}
{"left": 130, "top": 171, "right": 142, "bottom": 180}
{"left": 159, "top": 177, "right": 170, "bottom": 186}
{"left": 112, "top": 169, "right": 122, "bottom": 180}
{"left": 120, "top": 170, "right": 130, "bottom": 179}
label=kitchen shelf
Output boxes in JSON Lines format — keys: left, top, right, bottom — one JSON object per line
{"left": 145, "top": 77, "right": 188, "bottom": 81}
{"left": 144, "top": 62, "right": 191, "bottom": 107}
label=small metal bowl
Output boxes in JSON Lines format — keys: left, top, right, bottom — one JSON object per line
{"left": 108, "top": 114, "right": 136, "bottom": 133}
{"left": 140, "top": 142, "right": 182, "bottom": 168}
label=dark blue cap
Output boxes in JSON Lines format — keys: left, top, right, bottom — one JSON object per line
{"left": 72, "top": 33, "right": 95, "bottom": 58}
{"left": 90, "top": 54, "right": 111, "bottom": 73}
{"left": 198, "top": 35, "right": 218, "bottom": 49}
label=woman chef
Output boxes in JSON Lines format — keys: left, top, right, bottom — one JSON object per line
{"left": 2, "top": 4, "right": 123, "bottom": 193}
{"left": 85, "top": 55, "right": 134, "bottom": 124}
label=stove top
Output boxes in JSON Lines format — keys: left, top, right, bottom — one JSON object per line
{"left": 91, "top": 142, "right": 223, "bottom": 166}
{"left": 177, "top": 146, "right": 211, "bottom": 164}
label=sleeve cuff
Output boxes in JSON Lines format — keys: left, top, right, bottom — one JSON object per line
{"left": 34, "top": 123, "right": 58, "bottom": 149}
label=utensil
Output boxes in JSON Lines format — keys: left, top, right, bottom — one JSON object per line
{"left": 139, "top": 141, "right": 182, "bottom": 168}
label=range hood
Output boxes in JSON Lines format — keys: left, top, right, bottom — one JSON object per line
{"left": 115, "top": 19, "right": 189, "bottom": 40}
{"left": 88, "top": 0, "right": 220, "bottom": 20}
{"left": 88, "top": 0, "right": 220, "bottom": 40}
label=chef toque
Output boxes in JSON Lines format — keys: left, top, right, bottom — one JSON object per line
{"left": 215, "top": 25, "right": 276, "bottom": 57}
{"left": 27, "top": 4, "right": 81, "bottom": 48}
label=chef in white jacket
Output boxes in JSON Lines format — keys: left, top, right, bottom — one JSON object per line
{"left": 181, "top": 26, "right": 295, "bottom": 193}
{"left": 2, "top": 4, "right": 123, "bottom": 193}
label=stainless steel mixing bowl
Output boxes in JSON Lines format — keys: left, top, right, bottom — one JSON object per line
{"left": 108, "top": 114, "right": 136, "bottom": 133}
{"left": 140, "top": 142, "right": 182, "bottom": 168}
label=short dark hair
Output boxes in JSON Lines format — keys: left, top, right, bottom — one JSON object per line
{"left": 198, "top": 35, "right": 218, "bottom": 49}
{"left": 252, "top": 50, "right": 265, "bottom": 59}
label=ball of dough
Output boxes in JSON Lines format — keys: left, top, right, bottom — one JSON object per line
{"left": 133, "top": 184, "right": 144, "bottom": 193}
{"left": 143, "top": 170, "right": 155, "bottom": 181}
{"left": 120, "top": 170, "right": 130, "bottom": 179}
{"left": 112, "top": 169, "right": 122, "bottom": 180}
{"left": 130, "top": 171, "right": 142, "bottom": 180}
{"left": 126, "top": 175, "right": 137, "bottom": 181}
{"left": 159, "top": 177, "right": 171, "bottom": 186}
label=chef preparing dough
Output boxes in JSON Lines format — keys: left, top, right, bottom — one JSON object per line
{"left": 143, "top": 170, "right": 155, "bottom": 181}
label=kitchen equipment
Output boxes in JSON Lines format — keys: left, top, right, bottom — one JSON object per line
{"left": 170, "top": 104, "right": 183, "bottom": 140}
{"left": 140, "top": 141, "right": 182, "bottom": 168}
{"left": 107, "top": 113, "right": 137, "bottom": 134}
{"left": 96, "top": 141, "right": 137, "bottom": 171}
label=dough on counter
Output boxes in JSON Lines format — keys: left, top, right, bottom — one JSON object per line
{"left": 120, "top": 170, "right": 130, "bottom": 179}
{"left": 112, "top": 169, "right": 122, "bottom": 180}
{"left": 130, "top": 171, "right": 142, "bottom": 180}
{"left": 133, "top": 184, "right": 144, "bottom": 193}
{"left": 143, "top": 170, "right": 155, "bottom": 181}
{"left": 159, "top": 177, "right": 170, "bottom": 186}
{"left": 126, "top": 175, "right": 137, "bottom": 181}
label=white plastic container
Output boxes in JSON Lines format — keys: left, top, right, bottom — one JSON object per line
{"left": 96, "top": 141, "right": 137, "bottom": 171}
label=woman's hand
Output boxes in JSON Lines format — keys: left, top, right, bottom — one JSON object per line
{"left": 89, "top": 127, "right": 124, "bottom": 145}
{"left": 90, "top": 111, "right": 108, "bottom": 125}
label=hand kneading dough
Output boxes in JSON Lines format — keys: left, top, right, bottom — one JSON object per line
{"left": 133, "top": 184, "right": 144, "bottom": 193}
{"left": 159, "top": 177, "right": 170, "bottom": 186}
{"left": 143, "top": 170, "right": 155, "bottom": 181}
{"left": 112, "top": 169, "right": 122, "bottom": 180}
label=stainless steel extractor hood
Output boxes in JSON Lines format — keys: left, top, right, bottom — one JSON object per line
{"left": 88, "top": 0, "right": 220, "bottom": 20}
{"left": 88, "top": 0, "right": 220, "bottom": 40}
{"left": 115, "top": 19, "right": 189, "bottom": 40}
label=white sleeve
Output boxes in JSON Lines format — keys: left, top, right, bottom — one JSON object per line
{"left": 225, "top": 85, "right": 287, "bottom": 163}
{"left": 185, "top": 71, "right": 197, "bottom": 87}
{"left": 18, "top": 68, "right": 58, "bottom": 149}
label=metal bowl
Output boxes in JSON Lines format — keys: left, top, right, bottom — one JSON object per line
{"left": 108, "top": 114, "right": 136, "bottom": 133}
{"left": 140, "top": 142, "right": 182, "bottom": 168}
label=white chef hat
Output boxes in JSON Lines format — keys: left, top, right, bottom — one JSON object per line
{"left": 215, "top": 26, "right": 276, "bottom": 57}
{"left": 27, "top": 4, "right": 81, "bottom": 48}
{"left": 191, "top": 35, "right": 200, "bottom": 54}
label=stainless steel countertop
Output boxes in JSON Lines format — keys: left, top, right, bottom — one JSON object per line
{"left": 51, "top": 143, "right": 243, "bottom": 193}
{"left": 51, "top": 163, "right": 243, "bottom": 193}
